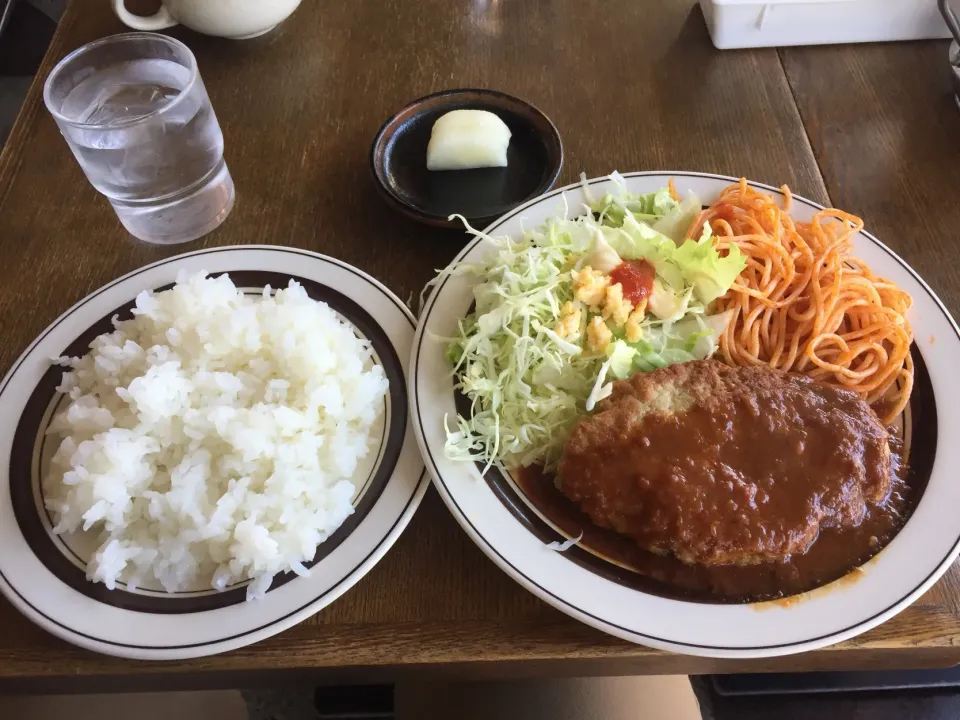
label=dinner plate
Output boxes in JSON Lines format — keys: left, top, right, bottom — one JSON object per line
{"left": 411, "top": 172, "right": 960, "bottom": 658}
{"left": 0, "top": 246, "right": 429, "bottom": 660}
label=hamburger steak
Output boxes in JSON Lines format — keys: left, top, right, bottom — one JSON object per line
{"left": 558, "top": 360, "right": 893, "bottom": 566}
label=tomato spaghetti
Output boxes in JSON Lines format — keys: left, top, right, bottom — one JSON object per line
{"left": 691, "top": 179, "right": 913, "bottom": 424}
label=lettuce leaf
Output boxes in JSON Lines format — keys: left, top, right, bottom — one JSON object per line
{"left": 606, "top": 340, "right": 637, "bottom": 379}
{"left": 587, "top": 173, "right": 679, "bottom": 228}
{"left": 673, "top": 224, "right": 747, "bottom": 304}
{"left": 652, "top": 192, "right": 702, "bottom": 243}
{"left": 599, "top": 205, "right": 746, "bottom": 305}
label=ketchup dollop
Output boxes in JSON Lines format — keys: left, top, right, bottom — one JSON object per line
{"left": 609, "top": 259, "right": 655, "bottom": 305}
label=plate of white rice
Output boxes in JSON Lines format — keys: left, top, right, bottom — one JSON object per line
{"left": 0, "top": 246, "right": 428, "bottom": 659}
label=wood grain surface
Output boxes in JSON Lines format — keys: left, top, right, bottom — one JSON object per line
{"left": 1, "top": 0, "right": 959, "bottom": 687}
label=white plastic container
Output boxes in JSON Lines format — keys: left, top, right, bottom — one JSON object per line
{"left": 702, "top": 0, "right": 950, "bottom": 49}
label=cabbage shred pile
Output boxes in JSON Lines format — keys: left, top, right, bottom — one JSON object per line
{"left": 442, "top": 174, "right": 746, "bottom": 472}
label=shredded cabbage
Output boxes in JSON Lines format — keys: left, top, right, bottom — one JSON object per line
{"left": 441, "top": 174, "right": 746, "bottom": 471}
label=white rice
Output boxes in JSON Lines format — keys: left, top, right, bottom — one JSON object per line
{"left": 43, "top": 271, "right": 389, "bottom": 600}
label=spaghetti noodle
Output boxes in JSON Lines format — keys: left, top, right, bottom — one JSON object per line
{"left": 690, "top": 179, "right": 913, "bottom": 424}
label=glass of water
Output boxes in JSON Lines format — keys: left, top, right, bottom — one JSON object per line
{"left": 43, "top": 33, "right": 234, "bottom": 245}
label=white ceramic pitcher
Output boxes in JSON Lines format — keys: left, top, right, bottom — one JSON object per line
{"left": 113, "top": 0, "right": 302, "bottom": 40}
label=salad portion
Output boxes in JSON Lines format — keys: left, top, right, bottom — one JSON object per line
{"left": 443, "top": 173, "right": 746, "bottom": 471}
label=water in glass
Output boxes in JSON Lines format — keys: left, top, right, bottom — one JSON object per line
{"left": 46, "top": 35, "right": 235, "bottom": 245}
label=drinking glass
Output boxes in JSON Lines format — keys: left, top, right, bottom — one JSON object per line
{"left": 43, "top": 32, "right": 235, "bottom": 245}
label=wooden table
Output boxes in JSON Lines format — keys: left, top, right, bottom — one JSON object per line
{"left": 2, "top": 0, "right": 960, "bottom": 692}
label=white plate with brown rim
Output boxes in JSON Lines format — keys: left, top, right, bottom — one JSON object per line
{"left": 0, "top": 246, "right": 429, "bottom": 660}
{"left": 410, "top": 171, "right": 960, "bottom": 658}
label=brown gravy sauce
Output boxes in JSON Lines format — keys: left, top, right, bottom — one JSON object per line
{"left": 513, "top": 439, "right": 911, "bottom": 603}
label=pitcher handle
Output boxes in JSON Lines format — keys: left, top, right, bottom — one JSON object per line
{"left": 112, "top": 1, "right": 178, "bottom": 31}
